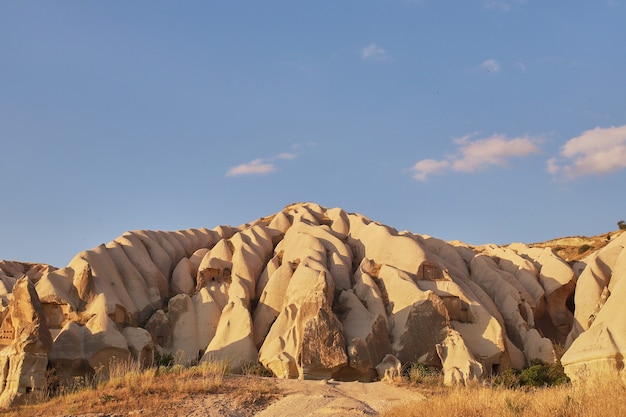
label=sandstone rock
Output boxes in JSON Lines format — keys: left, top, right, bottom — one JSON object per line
{"left": 171, "top": 258, "right": 196, "bottom": 296}
{"left": 167, "top": 294, "right": 199, "bottom": 365}
{"left": 0, "top": 277, "right": 52, "bottom": 408}
{"left": 122, "top": 327, "right": 154, "bottom": 368}
{"left": 334, "top": 289, "right": 391, "bottom": 381}
{"left": 562, "top": 233, "right": 626, "bottom": 383}
{"left": 436, "top": 329, "right": 483, "bottom": 386}
{"left": 201, "top": 298, "right": 257, "bottom": 372}
{"left": 375, "top": 354, "right": 402, "bottom": 382}
{"left": 1, "top": 202, "right": 614, "bottom": 395}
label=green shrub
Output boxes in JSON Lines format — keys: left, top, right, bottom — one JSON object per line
{"left": 618, "top": 220, "right": 626, "bottom": 230}
{"left": 241, "top": 362, "right": 273, "bottom": 377}
{"left": 491, "top": 360, "right": 569, "bottom": 388}
{"left": 154, "top": 352, "right": 174, "bottom": 368}
{"left": 491, "top": 368, "right": 521, "bottom": 389}
{"left": 404, "top": 362, "right": 442, "bottom": 386}
{"left": 578, "top": 244, "right": 592, "bottom": 254}
{"left": 518, "top": 360, "right": 569, "bottom": 387}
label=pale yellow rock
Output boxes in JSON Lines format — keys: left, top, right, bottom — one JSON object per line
{"left": 436, "top": 329, "right": 483, "bottom": 386}
{"left": 375, "top": 354, "right": 402, "bottom": 382}
{"left": 171, "top": 258, "right": 196, "bottom": 296}
{"left": 133, "top": 230, "right": 175, "bottom": 280}
{"left": 144, "top": 309, "right": 172, "bottom": 352}
{"left": 376, "top": 264, "right": 450, "bottom": 365}
{"left": 267, "top": 210, "right": 293, "bottom": 237}
{"left": 347, "top": 213, "right": 442, "bottom": 281}
{"left": 201, "top": 298, "right": 257, "bottom": 372}
{"left": 566, "top": 233, "right": 626, "bottom": 346}
{"left": 259, "top": 265, "right": 347, "bottom": 380}
{"left": 467, "top": 255, "right": 553, "bottom": 364}
{"left": 189, "top": 248, "right": 210, "bottom": 272}
{"left": 0, "top": 277, "right": 52, "bottom": 408}
{"left": 0, "top": 275, "right": 16, "bottom": 307}
{"left": 122, "top": 327, "right": 154, "bottom": 368}
{"left": 192, "top": 288, "right": 221, "bottom": 352}
{"left": 253, "top": 261, "right": 294, "bottom": 348}
{"left": 562, "top": 234, "right": 626, "bottom": 383}
{"left": 115, "top": 232, "right": 168, "bottom": 302}
{"left": 75, "top": 245, "right": 139, "bottom": 326}
{"left": 510, "top": 244, "right": 575, "bottom": 344}
{"left": 173, "top": 230, "right": 196, "bottom": 257}
{"left": 105, "top": 241, "right": 154, "bottom": 323}
{"left": 167, "top": 294, "right": 199, "bottom": 365}
{"left": 481, "top": 244, "right": 545, "bottom": 310}
{"left": 334, "top": 290, "right": 391, "bottom": 381}
{"left": 353, "top": 259, "right": 388, "bottom": 329}
{"left": 255, "top": 252, "right": 282, "bottom": 301}
{"left": 279, "top": 220, "right": 352, "bottom": 290}
{"left": 326, "top": 207, "right": 350, "bottom": 238}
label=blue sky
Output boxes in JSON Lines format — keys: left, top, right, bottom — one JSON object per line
{"left": 2, "top": 1, "right": 625, "bottom": 267}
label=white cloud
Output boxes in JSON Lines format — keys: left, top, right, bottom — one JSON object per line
{"left": 484, "top": 0, "right": 527, "bottom": 11}
{"left": 226, "top": 159, "right": 276, "bottom": 177}
{"left": 481, "top": 59, "right": 501, "bottom": 73}
{"left": 226, "top": 150, "right": 301, "bottom": 177}
{"left": 362, "top": 43, "right": 388, "bottom": 61}
{"left": 409, "top": 133, "right": 541, "bottom": 181}
{"left": 411, "top": 159, "right": 450, "bottom": 182}
{"left": 452, "top": 134, "right": 540, "bottom": 172}
{"left": 276, "top": 152, "right": 297, "bottom": 160}
{"left": 547, "top": 125, "right": 626, "bottom": 179}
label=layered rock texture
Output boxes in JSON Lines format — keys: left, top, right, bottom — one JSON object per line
{"left": 0, "top": 203, "right": 623, "bottom": 405}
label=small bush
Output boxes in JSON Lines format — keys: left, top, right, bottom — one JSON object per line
{"left": 241, "top": 362, "right": 274, "bottom": 377}
{"left": 577, "top": 244, "right": 592, "bottom": 254}
{"left": 404, "top": 362, "right": 442, "bottom": 386}
{"left": 518, "top": 360, "right": 569, "bottom": 387}
{"left": 618, "top": 220, "right": 626, "bottom": 230}
{"left": 491, "top": 368, "right": 521, "bottom": 389}
{"left": 154, "top": 352, "right": 174, "bottom": 368}
{"left": 491, "top": 360, "right": 569, "bottom": 388}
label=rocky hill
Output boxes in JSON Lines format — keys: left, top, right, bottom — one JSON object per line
{"left": 0, "top": 202, "right": 624, "bottom": 407}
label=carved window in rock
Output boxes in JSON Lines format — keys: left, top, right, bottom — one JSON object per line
{"left": 441, "top": 296, "right": 472, "bottom": 323}
{"left": 0, "top": 322, "right": 14, "bottom": 346}
{"left": 418, "top": 262, "right": 445, "bottom": 281}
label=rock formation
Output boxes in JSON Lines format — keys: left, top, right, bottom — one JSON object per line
{"left": 1, "top": 202, "right": 624, "bottom": 405}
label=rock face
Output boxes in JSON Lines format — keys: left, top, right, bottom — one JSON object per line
{"left": 1, "top": 202, "right": 624, "bottom": 403}
{"left": 561, "top": 232, "right": 626, "bottom": 383}
{"left": 0, "top": 277, "right": 52, "bottom": 408}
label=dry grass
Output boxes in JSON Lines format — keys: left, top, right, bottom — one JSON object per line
{"left": 384, "top": 378, "right": 626, "bottom": 417}
{"left": 2, "top": 359, "right": 278, "bottom": 417}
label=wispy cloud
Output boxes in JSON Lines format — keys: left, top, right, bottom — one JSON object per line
{"left": 276, "top": 152, "right": 297, "bottom": 160}
{"left": 226, "top": 150, "right": 301, "bottom": 177}
{"left": 361, "top": 43, "right": 388, "bottom": 61}
{"left": 226, "top": 159, "right": 276, "bottom": 177}
{"left": 481, "top": 59, "right": 501, "bottom": 73}
{"left": 411, "top": 159, "right": 450, "bottom": 182}
{"left": 547, "top": 125, "right": 626, "bottom": 179}
{"left": 410, "top": 133, "right": 541, "bottom": 181}
{"left": 484, "top": 0, "right": 527, "bottom": 12}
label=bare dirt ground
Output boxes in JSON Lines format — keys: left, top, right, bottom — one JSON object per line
{"left": 254, "top": 378, "right": 424, "bottom": 417}
{"left": 177, "top": 376, "right": 424, "bottom": 417}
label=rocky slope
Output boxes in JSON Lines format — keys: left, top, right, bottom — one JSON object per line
{"left": 0, "top": 203, "right": 623, "bottom": 407}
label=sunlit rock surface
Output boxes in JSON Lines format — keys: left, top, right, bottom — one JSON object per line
{"left": 1, "top": 202, "right": 624, "bottom": 404}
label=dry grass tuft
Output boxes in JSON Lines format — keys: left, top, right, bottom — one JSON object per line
{"left": 383, "top": 377, "right": 626, "bottom": 417}
{"left": 2, "top": 357, "right": 273, "bottom": 417}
